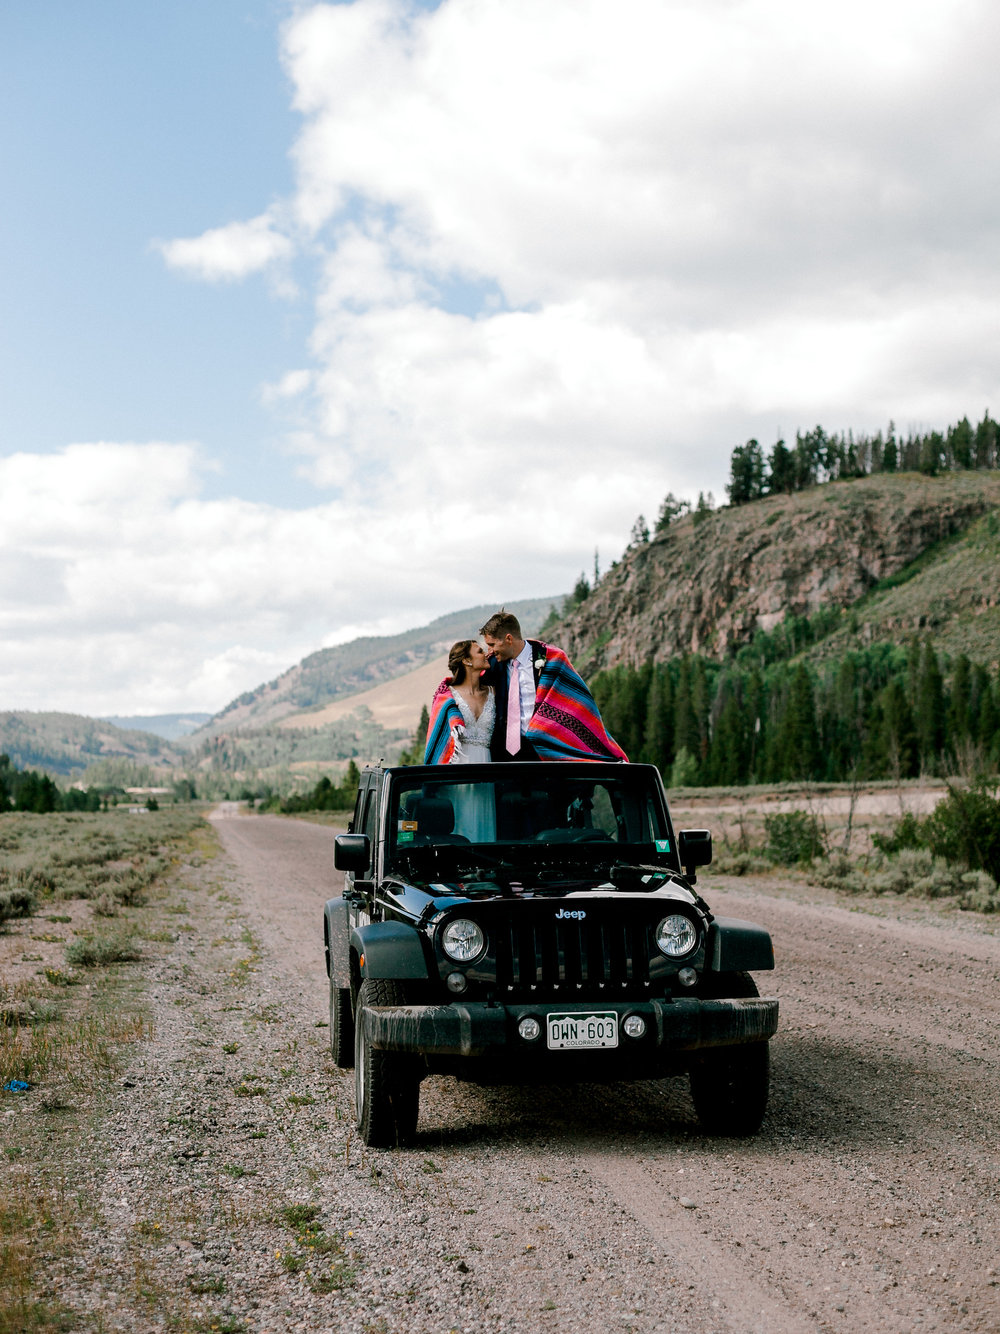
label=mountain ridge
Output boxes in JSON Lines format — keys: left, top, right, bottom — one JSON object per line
{"left": 191, "top": 595, "right": 561, "bottom": 738}
{"left": 554, "top": 472, "right": 1000, "bottom": 674}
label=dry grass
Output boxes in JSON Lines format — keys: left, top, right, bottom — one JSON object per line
{"left": 0, "top": 807, "right": 214, "bottom": 1331}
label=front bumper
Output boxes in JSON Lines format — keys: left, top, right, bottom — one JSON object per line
{"left": 361, "top": 997, "right": 778, "bottom": 1059}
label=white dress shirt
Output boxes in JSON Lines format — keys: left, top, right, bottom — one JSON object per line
{"left": 511, "top": 640, "right": 536, "bottom": 735}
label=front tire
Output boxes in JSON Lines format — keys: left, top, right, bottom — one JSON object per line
{"left": 689, "top": 971, "right": 770, "bottom": 1136}
{"left": 354, "top": 979, "right": 421, "bottom": 1147}
{"left": 329, "top": 982, "right": 354, "bottom": 1068}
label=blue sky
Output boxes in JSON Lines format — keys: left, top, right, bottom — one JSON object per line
{"left": 0, "top": 1, "right": 315, "bottom": 504}
{"left": 1, "top": 0, "right": 998, "bottom": 718}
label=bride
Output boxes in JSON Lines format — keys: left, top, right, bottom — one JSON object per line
{"left": 444, "top": 639, "right": 494, "bottom": 763}
{"left": 423, "top": 639, "right": 496, "bottom": 840}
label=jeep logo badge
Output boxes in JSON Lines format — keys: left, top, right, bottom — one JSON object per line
{"left": 555, "top": 908, "right": 586, "bottom": 920}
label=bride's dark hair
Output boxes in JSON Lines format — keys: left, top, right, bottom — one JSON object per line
{"left": 447, "top": 640, "right": 476, "bottom": 687}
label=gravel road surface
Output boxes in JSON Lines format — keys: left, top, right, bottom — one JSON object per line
{"left": 32, "top": 806, "right": 1000, "bottom": 1333}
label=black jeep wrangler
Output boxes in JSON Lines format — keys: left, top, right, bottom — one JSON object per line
{"left": 324, "top": 762, "right": 777, "bottom": 1147}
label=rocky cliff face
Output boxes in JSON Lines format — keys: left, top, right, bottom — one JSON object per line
{"left": 556, "top": 472, "right": 1000, "bottom": 672}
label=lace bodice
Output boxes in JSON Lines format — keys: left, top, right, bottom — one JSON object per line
{"left": 451, "top": 687, "right": 495, "bottom": 749}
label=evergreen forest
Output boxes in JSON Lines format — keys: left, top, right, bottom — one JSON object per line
{"left": 591, "top": 637, "right": 1000, "bottom": 786}
{"left": 725, "top": 411, "right": 998, "bottom": 507}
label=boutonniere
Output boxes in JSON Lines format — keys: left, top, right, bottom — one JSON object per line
{"left": 534, "top": 656, "right": 546, "bottom": 671}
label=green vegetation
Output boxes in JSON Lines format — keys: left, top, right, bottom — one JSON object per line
{"left": 592, "top": 640, "right": 1000, "bottom": 785}
{"left": 724, "top": 411, "right": 998, "bottom": 506}
{"left": 763, "top": 811, "right": 824, "bottom": 865}
{"left": 259, "top": 761, "right": 360, "bottom": 815}
{"left": 0, "top": 806, "right": 205, "bottom": 903}
{"left": 64, "top": 933, "right": 143, "bottom": 968}
{"left": 0, "top": 711, "right": 182, "bottom": 780}
{"left": 276, "top": 1205, "right": 355, "bottom": 1294}
{"left": 0, "top": 755, "right": 109, "bottom": 815}
{"left": 0, "top": 809, "right": 209, "bottom": 1331}
{"left": 873, "top": 780, "right": 1000, "bottom": 883}
{"left": 398, "top": 707, "right": 430, "bottom": 766}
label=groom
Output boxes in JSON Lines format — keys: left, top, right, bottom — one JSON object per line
{"left": 480, "top": 609, "right": 627, "bottom": 763}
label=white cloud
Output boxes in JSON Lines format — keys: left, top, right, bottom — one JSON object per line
{"left": 19, "top": 0, "right": 998, "bottom": 716}
{"left": 155, "top": 210, "right": 295, "bottom": 282}
{"left": 268, "top": 0, "right": 1000, "bottom": 505}
{"left": 0, "top": 441, "right": 588, "bottom": 715}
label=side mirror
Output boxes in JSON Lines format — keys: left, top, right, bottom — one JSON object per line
{"left": 678, "top": 829, "right": 712, "bottom": 883}
{"left": 334, "top": 833, "right": 370, "bottom": 872}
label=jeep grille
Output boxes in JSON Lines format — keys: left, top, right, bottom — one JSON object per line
{"left": 495, "top": 917, "right": 654, "bottom": 996}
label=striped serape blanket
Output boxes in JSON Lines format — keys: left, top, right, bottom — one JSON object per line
{"left": 524, "top": 644, "right": 628, "bottom": 763}
{"left": 424, "top": 681, "right": 463, "bottom": 764}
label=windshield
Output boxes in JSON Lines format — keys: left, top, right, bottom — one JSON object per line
{"left": 387, "top": 768, "right": 672, "bottom": 867}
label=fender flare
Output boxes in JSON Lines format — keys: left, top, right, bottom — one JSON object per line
{"left": 324, "top": 898, "right": 351, "bottom": 988}
{"left": 351, "top": 920, "right": 431, "bottom": 982}
{"left": 707, "top": 916, "right": 775, "bottom": 973}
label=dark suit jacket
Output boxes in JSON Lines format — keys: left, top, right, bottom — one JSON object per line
{"left": 484, "top": 639, "right": 545, "bottom": 762}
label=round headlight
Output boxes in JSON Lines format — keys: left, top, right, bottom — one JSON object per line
{"left": 441, "top": 917, "right": 485, "bottom": 963}
{"left": 655, "top": 913, "right": 698, "bottom": 958}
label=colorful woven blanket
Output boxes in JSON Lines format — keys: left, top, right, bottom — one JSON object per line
{"left": 424, "top": 681, "right": 463, "bottom": 764}
{"left": 525, "top": 644, "right": 628, "bottom": 763}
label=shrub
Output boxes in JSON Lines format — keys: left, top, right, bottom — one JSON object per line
{"left": 873, "top": 781, "right": 1000, "bottom": 882}
{"left": 64, "top": 933, "right": 142, "bottom": 967}
{"left": 812, "top": 854, "right": 867, "bottom": 894}
{"left": 959, "top": 870, "right": 1000, "bottom": 913}
{"left": 711, "top": 852, "right": 773, "bottom": 876}
{"left": 0, "top": 886, "right": 36, "bottom": 927}
{"left": 764, "top": 810, "right": 824, "bottom": 865}
{"left": 922, "top": 782, "right": 1000, "bottom": 883}
{"left": 872, "top": 811, "right": 924, "bottom": 856}
{"left": 668, "top": 747, "right": 699, "bottom": 788}
{"left": 868, "top": 847, "right": 965, "bottom": 898}
{"left": 812, "top": 848, "right": 999, "bottom": 908}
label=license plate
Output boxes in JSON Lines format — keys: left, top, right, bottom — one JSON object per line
{"left": 546, "top": 1012, "right": 618, "bottom": 1050}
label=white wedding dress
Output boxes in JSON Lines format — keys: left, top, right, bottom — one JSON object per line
{"left": 447, "top": 687, "right": 496, "bottom": 842}
{"left": 449, "top": 687, "right": 495, "bottom": 764}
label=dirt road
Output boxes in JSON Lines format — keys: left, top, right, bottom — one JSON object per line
{"left": 192, "top": 807, "right": 1000, "bottom": 1334}
{"left": 34, "top": 806, "right": 999, "bottom": 1333}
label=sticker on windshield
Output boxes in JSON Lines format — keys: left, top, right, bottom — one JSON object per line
{"left": 400, "top": 820, "right": 418, "bottom": 832}
{"left": 398, "top": 831, "right": 415, "bottom": 843}
{"left": 655, "top": 838, "right": 671, "bottom": 853}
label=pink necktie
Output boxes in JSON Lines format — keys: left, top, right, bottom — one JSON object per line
{"left": 506, "top": 659, "right": 521, "bottom": 754}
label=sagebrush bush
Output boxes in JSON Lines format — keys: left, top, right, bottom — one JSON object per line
{"left": 0, "top": 886, "right": 36, "bottom": 927}
{"left": 868, "top": 848, "right": 965, "bottom": 898}
{"left": 764, "top": 810, "right": 824, "bottom": 865}
{"left": 64, "top": 933, "right": 142, "bottom": 967}
{"left": 812, "top": 847, "right": 1000, "bottom": 909}
{"left": 960, "top": 871, "right": 1000, "bottom": 913}
{"left": 711, "top": 852, "right": 773, "bottom": 876}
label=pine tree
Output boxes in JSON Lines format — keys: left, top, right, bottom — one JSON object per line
{"left": 691, "top": 657, "right": 712, "bottom": 767}
{"left": 766, "top": 439, "right": 796, "bottom": 494}
{"left": 781, "top": 663, "right": 820, "bottom": 779}
{"left": 976, "top": 666, "right": 1000, "bottom": 764}
{"left": 916, "top": 644, "right": 946, "bottom": 772}
{"left": 725, "top": 440, "right": 766, "bottom": 506}
{"left": 947, "top": 654, "right": 972, "bottom": 756}
{"left": 640, "top": 666, "right": 674, "bottom": 769}
{"left": 874, "top": 679, "right": 919, "bottom": 779}
{"left": 673, "top": 658, "right": 700, "bottom": 770}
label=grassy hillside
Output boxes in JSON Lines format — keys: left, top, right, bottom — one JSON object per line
{"left": 556, "top": 471, "right": 1000, "bottom": 673}
{"left": 802, "top": 509, "right": 1000, "bottom": 667}
{"left": 192, "top": 595, "right": 562, "bottom": 738}
{"left": 0, "top": 712, "right": 184, "bottom": 780}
